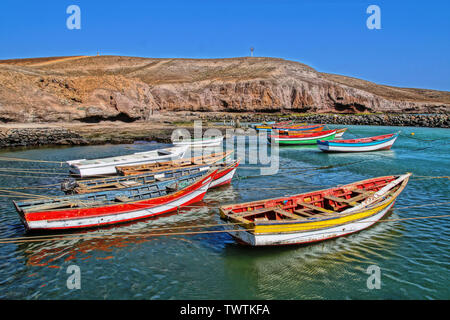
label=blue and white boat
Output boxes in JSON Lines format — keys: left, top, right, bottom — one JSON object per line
{"left": 317, "top": 132, "right": 399, "bottom": 153}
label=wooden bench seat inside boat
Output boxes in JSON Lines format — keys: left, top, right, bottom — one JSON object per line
{"left": 293, "top": 208, "right": 336, "bottom": 218}
{"left": 323, "top": 195, "right": 358, "bottom": 206}
{"left": 114, "top": 196, "right": 131, "bottom": 202}
{"left": 324, "top": 189, "right": 375, "bottom": 206}
{"left": 21, "top": 199, "right": 103, "bottom": 212}
{"left": 298, "top": 202, "right": 335, "bottom": 214}
{"left": 236, "top": 206, "right": 306, "bottom": 220}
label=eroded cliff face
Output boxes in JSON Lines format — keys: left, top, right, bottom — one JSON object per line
{"left": 0, "top": 56, "right": 448, "bottom": 123}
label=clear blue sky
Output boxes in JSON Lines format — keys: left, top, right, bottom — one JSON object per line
{"left": 0, "top": 0, "right": 449, "bottom": 91}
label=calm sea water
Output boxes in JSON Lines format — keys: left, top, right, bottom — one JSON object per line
{"left": 0, "top": 125, "right": 448, "bottom": 300}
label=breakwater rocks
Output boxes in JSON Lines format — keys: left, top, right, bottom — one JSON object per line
{"left": 202, "top": 113, "right": 450, "bottom": 128}
{"left": 0, "top": 128, "right": 88, "bottom": 148}
{"left": 0, "top": 126, "right": 228, "bottom": 149}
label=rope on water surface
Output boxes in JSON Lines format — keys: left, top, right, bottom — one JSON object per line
{"left": 398, "top": 133, "right": 448, "bottom": 142}
{"left": 0, "top": 173, "right": 447, "bottom": 202}
{"left": 0, "top": 211, "right": 449, "bottom": 245}
{"left": 0, "top": 168, "right": 69, "bottom": 175}
{"left": 0, "top": 183, "right": 61, "bottom": 190}
{"left": 0, "top": 173, "right": 68, "bottom": 180}
{"left": 0, "top": 156, "right": 65, "bottom": 166}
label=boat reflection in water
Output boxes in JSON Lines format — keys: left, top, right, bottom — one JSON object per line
{"left": 19, "top": 200, "right": 213, "bottom": 269}
{"left": 221, "top": 208, "right": 404, "bottom": 299}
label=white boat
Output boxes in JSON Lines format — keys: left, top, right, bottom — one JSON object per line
{"left": 67, "top": 146, "right": 188, "bottom": 177}
{"left": 172, "top": 136, "right": 223, "bottom": 147}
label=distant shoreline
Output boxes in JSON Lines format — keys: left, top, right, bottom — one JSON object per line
{"left": 0, "top": 112, "right": 448, "bottom": 149}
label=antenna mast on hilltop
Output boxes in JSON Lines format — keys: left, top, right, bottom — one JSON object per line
{"left": 250, "top": 47, "right": 254, "bottom": 57}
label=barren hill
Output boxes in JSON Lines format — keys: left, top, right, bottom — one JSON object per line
{"left": 0, "top": 55, "right": 448, "bottom": 123}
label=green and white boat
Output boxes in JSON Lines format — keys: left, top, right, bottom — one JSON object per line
{"left": 269, "top": 130, "right": 336, "bottom": 145}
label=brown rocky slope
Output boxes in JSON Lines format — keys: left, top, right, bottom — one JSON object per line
{"left": 0, "top": 55, "right": 448, "bottom": 123}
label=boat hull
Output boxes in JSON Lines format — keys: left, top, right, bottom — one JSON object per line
{"left": 318, "top": 134, "right": 398, "bottom": 152}
{"left": 225, "top": 199, "right": 395, "bottom": 246}
{"left": 210, "top": 161, "right": 240, "bottom": 188}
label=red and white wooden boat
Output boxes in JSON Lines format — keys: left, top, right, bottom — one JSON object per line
{"left": 210, "top": 160, "right": 240, "bottom": 188}
{"left": 14, "top": 169, "right": 217, "bottom": 231}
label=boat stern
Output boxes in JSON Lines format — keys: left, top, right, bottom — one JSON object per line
{"left": 12, "top": 200, "right": 31, "bottom": 231}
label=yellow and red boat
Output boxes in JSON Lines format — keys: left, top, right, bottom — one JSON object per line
{"left": 219, "top": 173, "right": 410, "bottom": 246}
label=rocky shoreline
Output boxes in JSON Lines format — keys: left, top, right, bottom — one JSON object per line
{"left": 0, "top": 124, "right": 227, "bottom": 149}
{"left": 0, "top": 128, "right": 88, "bottom": 148}
{"left": 0, "top": 113, "right": 447, "bottom": 149}
{"left": 203, "top": 113, "right": 450, "bottom": 128}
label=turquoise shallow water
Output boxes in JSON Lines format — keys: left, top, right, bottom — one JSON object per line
{"left": 0, "top": 125, "right": 449, "bottom": 299}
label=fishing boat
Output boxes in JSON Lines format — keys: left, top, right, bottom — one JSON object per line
{"left": 334, "top": 128, "right": 348, "bottom": 138}
{"left": 272, "top": 124, "right": 324, "bottom": 132}
{"left": 67, "top": 146, "right": 189, "bottom": 178}
{"left": 256, "top": 123, "right": 320, "bottom": 132}
{"left": 281, "top": 127, "right": 346, "bottom": 137}
{"left": 116, "top": 151, "right": 233, "bottom": 176}
{"left": 251, "top": 121, "right": 276, "bottom": 128}
{"left": 317, "top": 133, "right": 399, "bottom": 153}
{"left": 209, "top": 160, "right": 240, "bottom": 188}
{"left": 14, "top": 169, "right": 217, "bottom": 231}
{"left": 254, "top": 125, "right": 276, "bottom": 131}
{"left": 269, "top": 130, "right": 337, "bottom": 145}
{"left": 172, "top": 136, "right": 223, "bottom": 147}
{"left": 219, "top": 173, "right": 410, "bottom": 246}
{"left": 61, "top": 159, "right": 240, "bottom": 194}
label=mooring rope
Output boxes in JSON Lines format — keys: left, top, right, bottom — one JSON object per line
{"left": 0, "top": 211, "right": 449, "bottom": 245}
{"left": 0, "top": 173, "right": 67, "bottom": 179}
{"left": 0, "top": 168, "right": 68, "bottom": 175}
{"left": 0, "top": 156, "right": 65, "bottom": 165}
{"left": 0, "top": 174, "right": 447, "bottom": 203}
